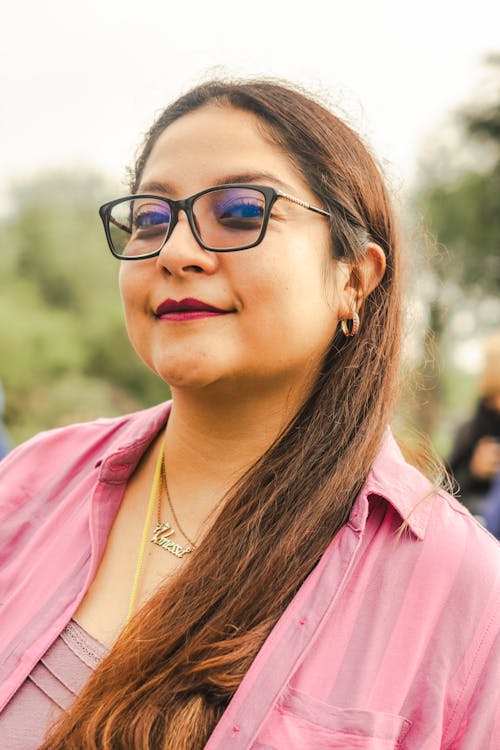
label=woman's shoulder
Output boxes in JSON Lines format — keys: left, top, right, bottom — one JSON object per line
{"left": 429, "top": 486, "right": 500, "bottom": 573}
{"left": 401, "top": 466, "right": 500, "bottom": 606}
{"left": 0, "top": 402, "right": 172, "bottom": 556}
{"left": 0, "top": 401, "right": 171, "bottom": 481}
{"left": 365, "top": 430, "right": 500, "bottom": 565}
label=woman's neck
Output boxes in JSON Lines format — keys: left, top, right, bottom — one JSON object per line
{"left": 162, "top": 377, "right": 311, "bottom": 519}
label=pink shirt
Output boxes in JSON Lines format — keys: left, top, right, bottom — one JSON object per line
{"left": 1, "top": 402, "right": 499, "bottom": 748}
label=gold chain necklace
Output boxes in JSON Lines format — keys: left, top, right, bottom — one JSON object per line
{"left": 151, "top": 455, "right": 196, "bottom": 558}
{"left": 126, "top": 437, "right": 226, "bottom": 625}
{"left": 126, "top": 439, "right": 193, "bottom": 625}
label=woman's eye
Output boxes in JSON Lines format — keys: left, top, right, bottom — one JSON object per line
{"left": 216, "top": 199, "right": 264, "bottom": 225}
{"left": 135, "top": 211, "right": 168, "bottom": 228}
{"left": 132, "top": 207, "right": 171, "bottom": 237}
{"left": 222, "top": 201, "right": 262, "bottom": 219}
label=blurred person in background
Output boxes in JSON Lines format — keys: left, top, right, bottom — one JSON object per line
{"left": 448, "top": 334, "right": 500, "bottom": 519}
{"left": 482, "top": 470, "right": 500, "bottom": 538}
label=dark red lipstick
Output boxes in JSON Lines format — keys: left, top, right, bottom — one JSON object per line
{"left": 155, "top": 297, "right": 232, "bottom": 321}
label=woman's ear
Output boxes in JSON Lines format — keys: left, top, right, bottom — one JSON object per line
{"left": 360, "top": 242, "right": 386, "bottom": 296}
{"left": 337, "top": 243, "right": 386, "bottom": 316}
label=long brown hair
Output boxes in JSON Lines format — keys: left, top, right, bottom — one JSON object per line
{"left": 41, "top": 79, "right": 402, "bottom": 749}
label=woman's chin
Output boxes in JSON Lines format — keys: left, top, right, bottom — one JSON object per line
{"left": 149, "top": 359, "right": 228, "bottom": 391}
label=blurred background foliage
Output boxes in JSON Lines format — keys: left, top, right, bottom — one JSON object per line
{"left": 402, "top": 54, "right": 500, "bottom": 455}
{"left": 1, "top": 56, "right": 499, "bottom": 456}
{"left": 0, "top": 172, "right": 169, "bottom": 444}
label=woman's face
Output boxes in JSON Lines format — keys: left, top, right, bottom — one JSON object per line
{"left": 119, "top": 104, "right": 354, "bottom": 395}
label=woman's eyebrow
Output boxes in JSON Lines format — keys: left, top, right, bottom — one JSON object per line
{"left": 138, "top": 173, "right": 298, "bottom": 196}
{"left": 137, "top": 180, "right": 174, "bottom": 195}
{"left": 213, "top": 171, "right": 297, "bottom": 194}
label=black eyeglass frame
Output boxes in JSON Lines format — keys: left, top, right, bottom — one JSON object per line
{"left": 98, "top": 183, "right": 332, "bottom": 259}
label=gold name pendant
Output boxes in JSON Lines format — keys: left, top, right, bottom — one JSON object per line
{"left": 151, "top": 522, "right": 194, "bottom": 558}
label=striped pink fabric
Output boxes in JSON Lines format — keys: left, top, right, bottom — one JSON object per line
{"left": 1, "top": 402, "right": 499, "bottom": 748}
{"left": 0, "top": 620, "right": 108, "bottom": 749}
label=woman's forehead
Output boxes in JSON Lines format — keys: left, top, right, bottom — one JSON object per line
{"left": 140, "top": 104, "right": 312, "bottom": 198}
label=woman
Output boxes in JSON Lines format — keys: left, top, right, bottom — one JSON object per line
{"left": 448, "top": 333, "right": 500, "bottom": 520}
{"left": 1, "top": 79, "right": 499, "bottom": 750}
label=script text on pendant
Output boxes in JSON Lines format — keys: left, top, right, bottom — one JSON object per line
{"left": 151, "top": 522, "right": 193, "bottom": 558}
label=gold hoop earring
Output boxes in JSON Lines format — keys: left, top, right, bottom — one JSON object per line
{"left": 340, "top": 311, "right": 360, "bottom": 337}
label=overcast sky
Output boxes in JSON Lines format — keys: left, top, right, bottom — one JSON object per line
{"left": 1, "top": 0, "right": 498, "bottom": 212}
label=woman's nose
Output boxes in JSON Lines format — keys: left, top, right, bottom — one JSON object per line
{"left": 156, "top": 211, "right": 219, "bottom": 277}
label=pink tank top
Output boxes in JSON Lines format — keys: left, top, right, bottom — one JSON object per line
{"left": 0, "top": 620, "right": 108, "bottom": 749}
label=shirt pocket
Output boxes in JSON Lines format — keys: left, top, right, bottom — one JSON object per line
{"left": 251, "top": 686, "right": 411, "bottom": 750}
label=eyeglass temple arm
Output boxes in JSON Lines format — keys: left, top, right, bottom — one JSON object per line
{"left": 277, "top": 191, "right": 331, "bottom": 218}
{"left": 109, "top": 216, "right": 132, "bottom": 234}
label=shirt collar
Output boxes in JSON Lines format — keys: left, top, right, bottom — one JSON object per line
{"left": 97, "top": 407, "right": 433, "bottom": 538}
{"left": 96, "top": 401, "right": 172, "bottom": 484}
{"left": 349, "top": 429, "right": 435, "bottom": 540}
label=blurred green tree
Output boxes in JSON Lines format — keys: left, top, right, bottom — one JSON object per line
{"left": 0, "top": 170, "right": 169, "bottom": 444}
{"left": 419, "top": 55, "right": 500, "bottom": 296}
{"left": 412, "top": 54, "right": 500, "bottom": 443}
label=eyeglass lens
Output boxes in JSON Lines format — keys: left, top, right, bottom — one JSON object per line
{"left": 107, "top": 187, "right": 266, "bottom": 256}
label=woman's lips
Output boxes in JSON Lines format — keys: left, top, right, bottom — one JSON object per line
{"left": 155, "top": 297, "right": 233, "bottom": 321}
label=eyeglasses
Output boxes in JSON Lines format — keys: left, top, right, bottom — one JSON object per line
{"left": 98, "top": 184, "right": 331, "bottom": 259}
